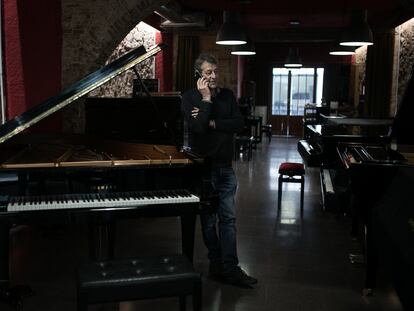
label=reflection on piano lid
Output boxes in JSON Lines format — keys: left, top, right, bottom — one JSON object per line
{"left": 336, "top": 142, "right": 408, "bottom": 169}
{"left": 321, "top": 115, "right": 394, "bottom": 127}
{"left": 0, "top": 43, "right": 167, "bottom": 144}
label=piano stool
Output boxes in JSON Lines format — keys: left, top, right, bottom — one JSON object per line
{"left": 261, "top": 124, "right": 272, "bottom": 143}
{"left": 77, "top": 254, "right": 202, "bottom": 311}
{"left": 277, "top": 162, "right": 305, "bottom": 215}
{"left": 234, "top": 136, "right": 254, "bottom": 161}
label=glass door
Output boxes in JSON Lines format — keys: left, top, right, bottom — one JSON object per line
{"left": 271, "top": 67, "right": 324, "bottom": 136}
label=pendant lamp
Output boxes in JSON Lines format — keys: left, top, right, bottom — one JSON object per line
{"left": 284, "top": 48, "right": 302, "bottom": 68}
{"left": 216, "top": 11, "right": 247, "bottom": 45}
{"left": 340, "top": 10, "right": 373, "bottom": 46}
{"left": 231, "top": 39, "right": 256, "bottom": 55}
{"left": 329, "top": 45, "right": 356, "bottom": 56}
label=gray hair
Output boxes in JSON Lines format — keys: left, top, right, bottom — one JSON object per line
{"left": 194, "top": 53, "right": 218, "bottom": 73}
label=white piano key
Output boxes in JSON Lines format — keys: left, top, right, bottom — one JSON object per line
{"left": 7, "top": 190, "right": 200, "bottom": 212}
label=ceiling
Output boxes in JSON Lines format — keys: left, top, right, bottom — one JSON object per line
{"left": 171, "top": 0, "right": 414, "bottom": 43}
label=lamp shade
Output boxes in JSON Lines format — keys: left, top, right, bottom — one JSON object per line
{"left": 216, "top": 11, "right": 247, "bottom": 45}
{"left": 340, "top": 10, "right": 373, "bottom": 46}
{"left": 284, "top": 48, "right": 302, "bottom": 68}
{"left": 231, "top": 39, "right": 256, "bottom": 55}
{"left": 329, "top": 45, "right": 356, "bottom": 56}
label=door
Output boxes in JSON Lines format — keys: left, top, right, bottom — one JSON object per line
{"left": 271, "top": 67, "right": 324, "bottom": 136}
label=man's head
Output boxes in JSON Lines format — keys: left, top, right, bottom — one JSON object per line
{"left": 194, "top": 53, "right": 218, "bottom": 89}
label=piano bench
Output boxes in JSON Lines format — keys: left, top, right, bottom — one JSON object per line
{"left": 278, "top": 162, "right": 305, "bottom": 215}
{"left": 234, "top": 136, "right": 254, "bottom": 161}
{"left": 77, "top": 254, "right": 202, "bottom": 311}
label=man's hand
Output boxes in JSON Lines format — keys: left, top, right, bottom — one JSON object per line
{"left": 191, "top": 107, "right": 200, "bottom": 118}
{"left": 197, "top": 77, "right": 211, "bottom": 102}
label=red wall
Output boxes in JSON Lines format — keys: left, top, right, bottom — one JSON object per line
{"left": 3, "top": 0, "right": 62, "bottom": 129}
{"left": 155, "top": 31, "right": 173, "bottom": 92}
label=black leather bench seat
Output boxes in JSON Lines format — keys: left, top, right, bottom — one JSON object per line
{"left": 77, "top": 254, "right": 201, "bottom": 310}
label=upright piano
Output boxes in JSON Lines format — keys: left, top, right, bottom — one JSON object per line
{"left": 334, "top": 71, "right": 414, "bottom": 298}
{"left": 298, "top": 114, "right": 393, "bottom": 168}
{"left": 298, "top": 113, "right": 394, "bottom": 211}
{"left": 299, "top": 67, "right": 414, "bottom": 302}
{"left": 0, "top": 44, "right": 216, "bottom": 305}
{"left": 371, "top": 167, "right": 414, "bottom": 310}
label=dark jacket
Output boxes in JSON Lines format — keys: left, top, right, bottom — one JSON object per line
{"left": 182, "top": 88, "right": 244, "bottom": 164}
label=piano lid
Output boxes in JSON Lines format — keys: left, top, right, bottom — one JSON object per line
{"left": 0, "top": 43, "right": 167, "bottom": 144}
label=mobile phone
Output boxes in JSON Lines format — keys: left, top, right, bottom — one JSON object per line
{"left": 194, "top": 70, "right": 202, "bottom": 79}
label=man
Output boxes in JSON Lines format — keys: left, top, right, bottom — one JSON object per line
{"left": 182, "top": 53, "right": 257, "bottom": 287}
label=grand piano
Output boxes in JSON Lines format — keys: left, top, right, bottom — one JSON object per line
{"left": 0, "top": 44, "right": 216, "bottom": 306}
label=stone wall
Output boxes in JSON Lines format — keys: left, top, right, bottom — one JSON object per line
{"left": 351, "top": 46, "right": 367, "bottom": 111}
{"left": 396, "top": 18, "right": 414, "bottom": 106}
{"left": 352, "top": 18, "right": 414, "bottom": 117}
{"left": 89, "top": 22, "right": 156, "bottom": 98}
{"left": 61, "top": 0, "right": 167, "bottom": 133}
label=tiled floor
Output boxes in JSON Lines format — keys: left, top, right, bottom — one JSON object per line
{"left": 1, "top": 137, "right": 404, "bottom": 310}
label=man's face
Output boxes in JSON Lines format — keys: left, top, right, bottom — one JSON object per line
{"left": 200, "top": 61, "right": 218, "bottom": 89}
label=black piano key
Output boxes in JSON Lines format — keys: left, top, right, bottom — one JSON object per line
{"left": 124, "top": 192, "right": 132, "bottom": 200}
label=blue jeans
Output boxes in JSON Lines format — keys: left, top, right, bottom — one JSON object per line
{"left": 200, "top": 166, "right": 238, "bottom": 273}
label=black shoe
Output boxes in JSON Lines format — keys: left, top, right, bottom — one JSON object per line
{"left": 222, "top": 267, "right": 258, "bottom": 287}
{"left": 209, "top": 261, "right": 223, "bottom": 279}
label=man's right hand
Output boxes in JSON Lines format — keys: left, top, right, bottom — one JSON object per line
{"left": 197, "top": 77, "right": 211, "bottom": 102}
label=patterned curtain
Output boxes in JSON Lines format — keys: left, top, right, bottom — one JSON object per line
{"left": 175, "top": 36, "right": 199, "bottom": 93}
{"left": 364, "top": 29, "right": 395, "bottom": 117}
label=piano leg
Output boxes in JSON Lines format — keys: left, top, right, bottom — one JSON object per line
{"left": 88, "top": 219, "right": 116, "bottom": 261}
{"left": 0, "top": 225, "right": 9, "bottom": 290}
{"left": 349, "top": 195, "right": 365, "bottom": 265}
{"left": 0, "top": 224, "right": 34, "bottom": 308}
{"left": 180, "top": 212, "right": 197, "bottom": 262}
{"left": 363, "top": 221, "right": 377, "bottom": 296}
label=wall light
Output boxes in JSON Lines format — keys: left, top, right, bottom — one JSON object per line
{"left": 340, "top": 10, "right": 373, "bottom": 46}
{"left": 216, "top": 11, "right": 247, "bottom": 45}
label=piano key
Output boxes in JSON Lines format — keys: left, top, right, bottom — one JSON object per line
{"left": 6, "top": 190, "right": 200, "bottom": 212}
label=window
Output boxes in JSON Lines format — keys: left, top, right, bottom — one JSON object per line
{"left": 272, "top": 67, "right": 324, "bottom": 116}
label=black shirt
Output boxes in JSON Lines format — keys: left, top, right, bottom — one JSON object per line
{"left": 182, "top": 88, "right": 244, "bottom": 165}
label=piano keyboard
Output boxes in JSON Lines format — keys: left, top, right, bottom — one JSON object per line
{"left": 7, "top": 190, "right": 200, "bottom": 212}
